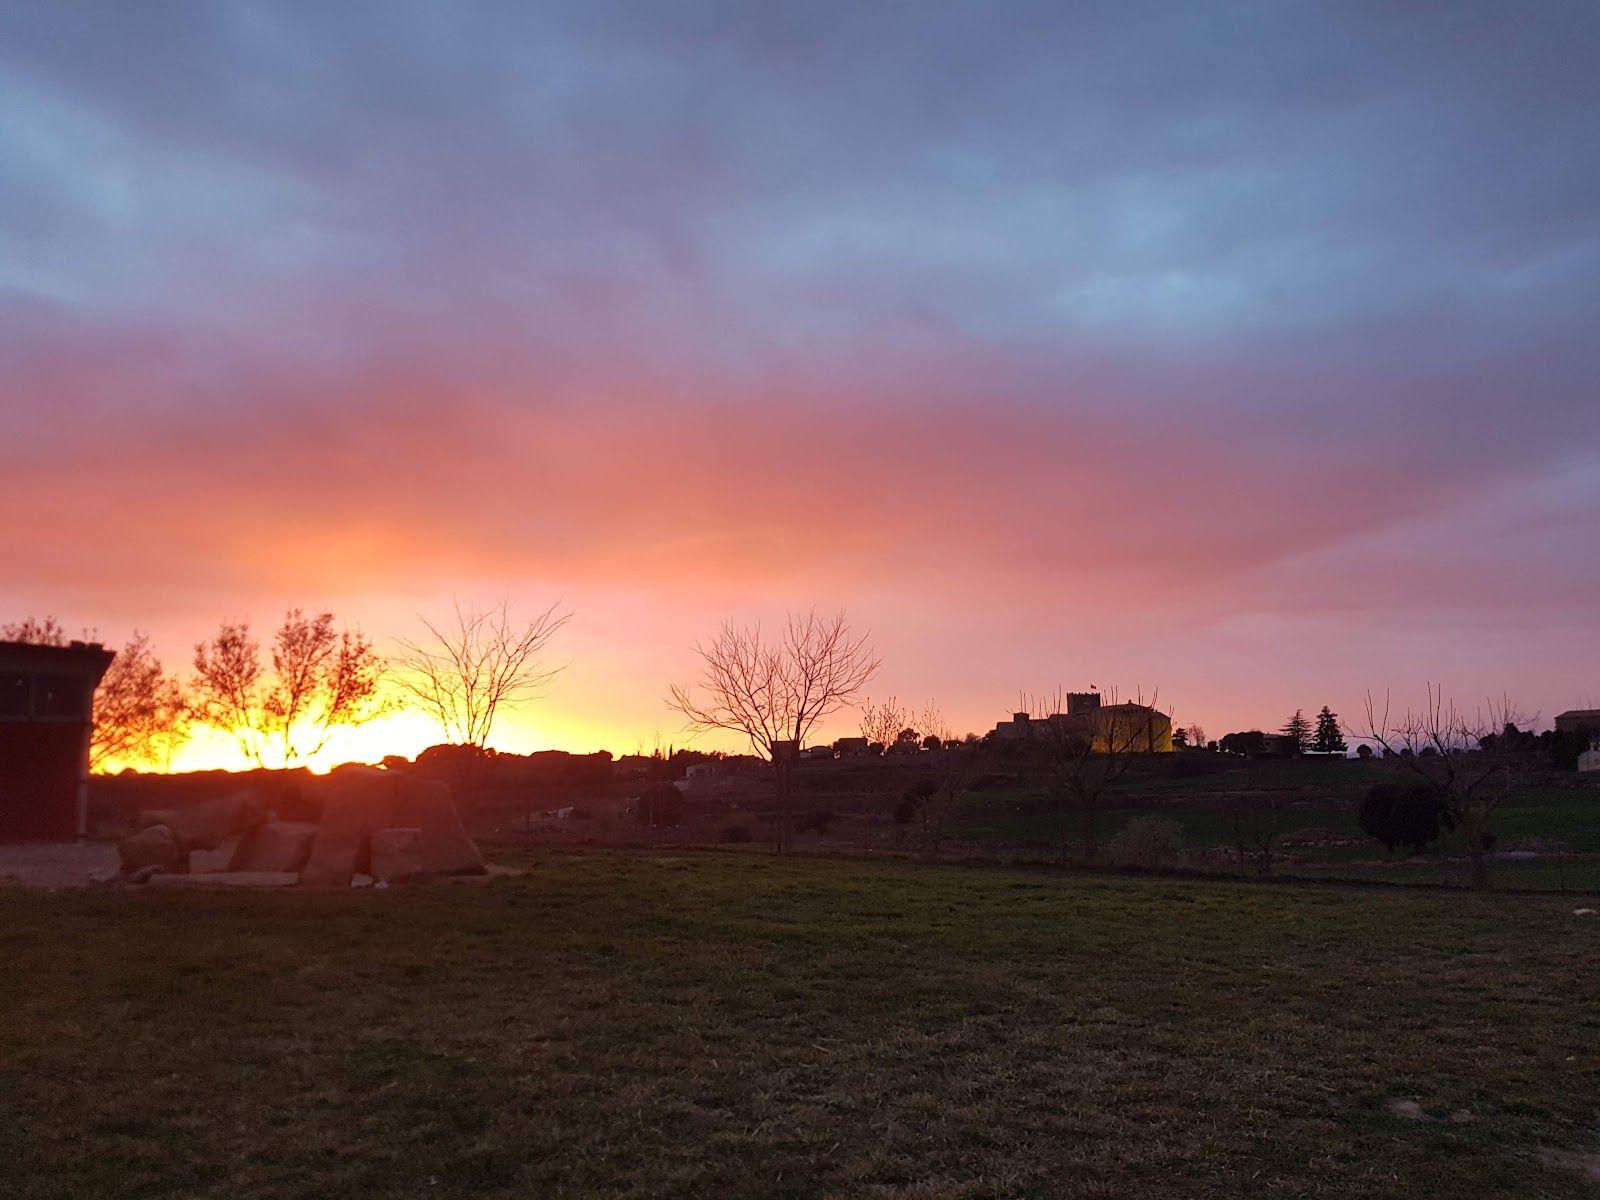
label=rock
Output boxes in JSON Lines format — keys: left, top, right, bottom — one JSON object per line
{"left": 149, "top": 871, "right": 299, "bottom": 889}
{"left": 229, "top": 821, "right": 317, "bottom": 874}
{"left": 370, "top": 827, "right": 427, "bottom": 883}
{"left": 301, "top": 770, "right": 485, "bottom": 887}
{"left": 139, "top": 790, "right": 265, "bottom": 851}
{"left": 188, "top": 849, "right": 231, "bottom": 874}
{"left": 300, "top": 782, "right": 380, "bottom": 888}
{"left": 389, "top": 777, "right": 486, "bottom": 878}
{"left": 119, "top": 824, "right": 184, "bottom": 876}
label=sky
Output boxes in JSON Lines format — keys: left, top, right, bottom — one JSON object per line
{"left": 3, "top": 2, "right": 1598, "bottom": 769}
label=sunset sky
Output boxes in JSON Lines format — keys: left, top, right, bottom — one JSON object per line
{"left": 4, "top": 3, "right": 1598, "bottom": 770}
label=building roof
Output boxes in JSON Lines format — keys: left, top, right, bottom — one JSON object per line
{"left": 1556, "top": 709, "right": 1600, "bottom": 720}
{"left": 0, "top": 639, "right": 116, "bottom": 675}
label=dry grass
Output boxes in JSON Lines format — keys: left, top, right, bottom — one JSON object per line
{"left": 3, "top": 849, "right": 1598, "bottom": 1198}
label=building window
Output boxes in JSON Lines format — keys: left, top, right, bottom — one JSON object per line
{"left": 34, "top": 675, "right": 88, "bottom": 719}
{"left": 0, "top": 672, "right": 29, "bottom": 718}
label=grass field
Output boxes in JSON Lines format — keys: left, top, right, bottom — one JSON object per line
{"left": 931, "top": 758, "right": 1600, "bottom": 892}
{"left": 4, "top": 850, "right": 1600, "bottom": 1198}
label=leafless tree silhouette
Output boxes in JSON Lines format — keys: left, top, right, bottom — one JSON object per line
{"left": 668, "top": 609, "right": 879, "bottom": 850}
{"left": 910, "top": 702, "right": 979, "bottom": 861}
{"left": 89, "top": 634, "right": 191, "bottom": 770}
{"left": 192, "top": 610, "right": 385, "bottom": 768}
{"left": 1353, "top": 685, "right": 1529, "bottom": 889}
{"left": 394, "top": 599, "right": 571, "bottom": 748}
{"left": 858, "top": 695, "right": 907, "bottom": 751}
{"left": 2, "top": 616, "right": 78, "bottom": 645}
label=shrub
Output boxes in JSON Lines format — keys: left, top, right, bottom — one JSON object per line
{"left": 636, "top": 782, "right": 686, "bottom": 827}
{"left": 720, "top": 820, "right": 753, "bottom": 844}
{"left": 1358, "top": 782, "right": 1450, "bottom": 853}
{"left": 1106, "top": 817, "right": 1185, "bottom": 868}
{"left": 1169, "top": 753, "right": 1231, "bottom": 779}
{"left": 892, "top": 797, "right": 918, "bottom": 825}
{"left": 794, "top": 808, "right": 834, "bottom": 835}
{"left": 970, "top": 772, "right": 1019, "bottom": 792}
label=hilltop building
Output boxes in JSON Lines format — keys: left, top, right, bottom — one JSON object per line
{"left": 991, "top": 693, "right": 1173, "bottom": 753}
{"left": 1555, "top": 710, "right": 1600, "bottom": 740}
{"left": 0, "top": 639, "right": 115, "bottom": 841}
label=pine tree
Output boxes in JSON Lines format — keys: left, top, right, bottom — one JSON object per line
{"left": 1281, "top": 709, "right": 1312, "bottom": 754}
{"left": 1312, "top": 706, "right": 1347, "bottom": 754}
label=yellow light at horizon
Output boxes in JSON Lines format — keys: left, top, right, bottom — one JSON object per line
{"left": 97, "top": 708, "right": 636, "bottom": 776}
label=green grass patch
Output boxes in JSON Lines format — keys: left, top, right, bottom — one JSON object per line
{"left": 3, "top": 850, "right": 1599, "bottom": 1198}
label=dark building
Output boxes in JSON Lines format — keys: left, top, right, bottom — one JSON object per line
{"left": 1554, "top": 710, "right": 1600, "bottom": 740}
{"left": 0, "top": 639, "right": 115, "bottom": 841}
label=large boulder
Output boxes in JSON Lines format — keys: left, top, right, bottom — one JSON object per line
{"left": 229, "top": 821, "right": 317, "bottom": 874}
{"left": 301, "top": 770, "right": 484, "bottom": 887}
{"left": 139, "top": 790, "right": 265, "bottom": 851}
{"left": 119, "top": 824, "right": 184, "bottom": 876}
{"left": 370, "top": 827, "right": 426, "bottom": 883}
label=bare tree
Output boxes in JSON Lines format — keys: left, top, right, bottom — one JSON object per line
{"left": 192, "top": 610, "right": 385, "bottom": 768}
{"left": 1028, "top": 685, "right": 1162, "bottom": 865}
{"left": 3, "top": 618, "right": 190, "bottom": 770}
{"left": 394, "top": 600, "right": 570, "bottom": 748}
{"left": 858, "top": 695, "right": 906, "bottom": 753}
{"left": 1230, "top": 794, "right": 1281, "bottom": 877}
{"left": 668, "top": 609, "right": 879, "bottom": 851}
{"left": 2, "top": 616, "right": 78, "bottom": 645}
{"left": 910, "top": 702, "right": 979, "bottom": 861}
{"left": 90, "top": 634, "right": 191, "bottom": 770}
{"left": 1353, "top": 686, "right": 1528, "bottom": 889}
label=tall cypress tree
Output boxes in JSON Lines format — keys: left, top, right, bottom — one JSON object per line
{"left": 1281, "top": 709, "right": 1312, "bottom": 754}
{"left": 1312, "top": 706, "right": 1347, "bottom": 754}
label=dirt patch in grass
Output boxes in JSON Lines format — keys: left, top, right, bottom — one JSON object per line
{"left": 0, "top": 841, "right": 119, "bottom": 888}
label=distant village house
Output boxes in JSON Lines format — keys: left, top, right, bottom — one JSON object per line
{"left": 991, "top": 692, "right": 1173, "bottom": 753}
{"left": 1554, "top": 710, "right": 1600, "bottom": 740}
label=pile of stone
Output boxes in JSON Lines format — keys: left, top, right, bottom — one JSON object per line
{"left": 117, "top": 767, "right": 486, "bottom": 888}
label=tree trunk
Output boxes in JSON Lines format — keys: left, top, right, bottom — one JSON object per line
{"left": 1057, "top": 795, "right": 1069, "bottom": 866}
{"left": 773, "top": 760, "right": 790, "bottom": 854}
{"left": 1463, "top": 811, "right": 1490, "bottom": 890}
{"left": 1469, "top": 844, "right": 1489, "bottom": 890}
{"left": 1080, "top": 791, "right": 1097, "bottom": 864}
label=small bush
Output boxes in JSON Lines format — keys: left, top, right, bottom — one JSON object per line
{"left": 894, "top": 779, "right": 937, "bottom": 826}
{"left": 1106, "top": 817, "right": 1185, "bottom": 868}
{"left": 1358, "top": 782, "right": 1449, "bottom": 853}
{"left": 1169, "top": 754, "right": 1231, "bottom": 779}
{"left": 795, "top": 808, "right": 834, "bottom": 835}
{"left": 969, "top": 773, "right": 1019, "bottom": 792}
{"left": 720, "top": 816, "right": 755, "bottom": 843}
{"left": 636, "top": 783, "right": 686, "bottom": 827}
